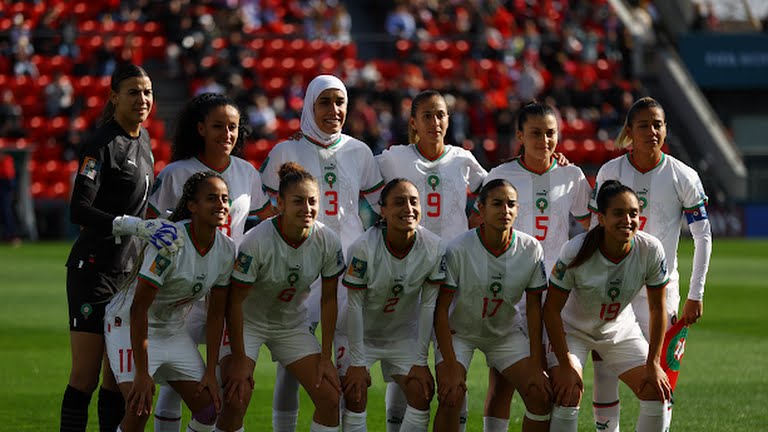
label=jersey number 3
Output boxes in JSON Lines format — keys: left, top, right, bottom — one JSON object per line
{"left": 325, "top": 191, "right": 338, "bottom": 216}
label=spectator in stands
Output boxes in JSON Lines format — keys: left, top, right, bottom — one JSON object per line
{"left": 12, "top": 36, "right": 39, "bottom": 78}
{"left": 0, "top": 90, "right": 25, "bottom": 139}
{"left": 247, "top": 92, "right": 278, "bottom": 140}
{"left": 329, "top": 3, "right": 352, "bottom": 44}
{"left": 386, "top": 3, "right": 417, "bottom": 40}
{"left": 45, "top": 73, "right": 76, "bottom": 118}
{"left": 0, "top": 152, "right": 20, "bottom": 246}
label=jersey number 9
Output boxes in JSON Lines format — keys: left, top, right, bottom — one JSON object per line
{"left": 427, "top": 192, "right": 441, "bottom": 217}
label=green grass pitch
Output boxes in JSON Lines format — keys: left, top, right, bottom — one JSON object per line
{"left": 1, "top": 239, "right": 766, "bottom": 430}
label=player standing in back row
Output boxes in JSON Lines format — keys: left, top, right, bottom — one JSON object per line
{"left": 589, "top": 97, "right": 712, "bottom": 432}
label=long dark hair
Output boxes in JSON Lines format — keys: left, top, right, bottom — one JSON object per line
{"left": 408, "top": 90, "right": 445, "bottom": 144}
{"left": 374, "top": 178, "right": 416, "bottom": 228}
{"left": 97, "top": 63, "right": 150, "bottom": 127}
{"left": 615, "top": 97, "right": 665, "bottom": 149}
{"left": 171, "top": 93, "right": 248, "bottom": 162}
{"left": 168, "top": 171, "right": 227, "bottom": 222}
{"left": 477, "top": 178, "right": 517, "bottom": 206}
{"left": 277, "top": 162, "right": 317, "bottom": 199}
{"left": 515, "top": 100, "right": 558, "bottom": 157}
{"left": 568, "top": 180, "right": 638, "bottom": 268}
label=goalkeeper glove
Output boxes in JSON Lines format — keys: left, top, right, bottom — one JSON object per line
{"left": 112, "top": 215, "right": 184, "bottom": 255}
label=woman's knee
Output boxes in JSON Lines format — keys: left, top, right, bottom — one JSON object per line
{"left": 313, "top": 384, "right": 340, "bottom": 413}
{"left": 522, "top": 386, "right": 552, "bottom": 415}
{"left": 404, "top": 379, "right": 433, "bottom": 410}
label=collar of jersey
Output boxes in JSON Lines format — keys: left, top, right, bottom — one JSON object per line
{"left": 414, "top": 143, "right": 448, "bottom": 162}
{"left": 476, "top": 225, "right": 515, "bottom": 257}
{"left": 599, "top": 238, "right": 635, "bottom": 264}
{"left": 273, "top": 216, "right": 313, "bottom": 249}
{"left": 185, "top": 222, "right": 214, "bottom": 257}
{"left": 303, "top": 132, "right": 342, "bottom": 149}
{"left": 195, "top": 156, "right": 231, "bottom": 173}
{"left": 517, "top": 157, "right": 556, "bottom": 175}
{"left": 627, "top": 152, "right": 665, "bottom": 174}
{"left": 383, "top": 227, "right": 417, "bottom": 259}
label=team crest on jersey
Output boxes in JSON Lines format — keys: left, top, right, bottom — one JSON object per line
{"left": 287, "top": 272, "right": 299, "bottom": 286}
{"left": 391, "top": 284, "right": 404, "bottom": 297}
{"left": 324, "top": 172, "right": 337, "bottom": 188}
{"left": 637, "top": 188, "right": 649, "bottom": 210}
{"left": 234, "top": 252, "right": 253, "bottom": 274}
{"left": 427, "top": 175, "right": 440, "bottom": 191}
{"left": 607, "top": 278, "right": 621, "bottom": 301}
{"left": 536, "top": 190, "right": 548, "bottom": 214}
{"left": 489, "top": 282, "right": 503, "bottom": 297}
{"left": 552, "top": 260, "right": 567, "bottom": 280}
{"left": 79, "top": 157, "right": 101, "bottom": 181}
{"left": 192, "top": 282, "right": 203, "bottom": 295}
{"left": 348, "top": 257, "right": 367, "bottom": 279}
{"left": 149, "top": 254, "right": 172, "bottom": 276}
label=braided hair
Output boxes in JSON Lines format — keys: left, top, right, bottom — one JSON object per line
{"left": 168, "top": 171, "right": 227, "bottom": 222}
{"left": 171, "top": 93, "right": 248, "bottom": 161}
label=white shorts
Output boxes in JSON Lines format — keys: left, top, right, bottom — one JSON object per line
{"left": 632, "top": 282, "right": 679, "bottom": 340}
{"left": 184, "top": 299, "right": 207, "bottom": 345}
{"left": 435, "top": 330, "right": 530, "bottom": 373}
{"left": 546, "top": 323, "right": 648, "bottom": 376}
{"left": 105, "top": 315, "right": 205, "bottom": 385}
{"left": 220, "top": 323, "right": 321, "bottom": 367}
{"left": 336, "top": 335, "right": 415, "bottom": 382}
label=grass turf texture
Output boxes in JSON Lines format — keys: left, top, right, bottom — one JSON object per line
{"left": 1, "top": 239, "right": 766, "bottom": 431}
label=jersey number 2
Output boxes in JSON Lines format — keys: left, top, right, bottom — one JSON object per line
{"left": 383, "top": 297, "right": 399, "bottom": 313}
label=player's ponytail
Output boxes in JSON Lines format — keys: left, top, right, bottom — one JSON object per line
{"left": 615, "top": 97, "right": 665, "bottom": 149}
{"left": 568, "top": 180, "right": 637, "bottom": 268}
{"left": 168, "top": 171, "right": 226, "bottom": 222}
{"left": 278, "top": 162, "right": 316, "bottom": 199}
{"left": 97, "top": 63, "right": 150, "bottom": 128}
{"left": 409, "top": 90, "right": 445, "bottom": 144}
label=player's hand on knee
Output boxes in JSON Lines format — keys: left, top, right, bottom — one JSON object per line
{"left": 315, "top": 357, "right": 341, "bottom": 395}
{"left": 342, "top": 366, "right": 369, "bottom": 402}
{"left": 196, "top": 370, "right": 221, "bottom": 413}
{"left": 551, "top": 365, "right": 582, "bottom": 406}
{"left": 639, "top": 362, "right": 672, "bottom": 401}
{"left": 127, "top": 372, "right": 155, "bottom": 416}
{"left": 406, "top": 365, "right": 435, "bottom": 401}
{"left": 224, "top": 355, "right": 254, "bottom": 403}
{"left": 526, "top": 365, "right": 553, "bottom": 402}
{"left": 437, "top": 360, "right": 466, "bottom": 406}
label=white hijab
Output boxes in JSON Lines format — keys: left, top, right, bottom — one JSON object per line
{"left": 300, "top": 74, "right": 348, "bottom": 146}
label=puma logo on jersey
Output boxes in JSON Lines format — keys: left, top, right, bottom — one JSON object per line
{"left": 127, "top": 159, "right": 137, "bottom": 167}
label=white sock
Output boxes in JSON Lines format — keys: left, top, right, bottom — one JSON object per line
{"left": 214, "top": 428, "right": 243, "bottom": 432}
{"left": 550, "top": 405, "right": 579, "bottom": 432}
{"left": 665, "top": 396, "right": 674, "bottom": 431}
{"left": 155, "top": 385, "right": 183, "bottom": 432}
{"left": 309, "top": 421, "right": 339, "bottom": 432}
{"left": 272, "top": 409, "right": 299, "bottom": 432}
{"left": 483, "top": 416, "right": 509, "bottom": 432}
{"left": 401, "top": 405, "right": 430, "bottom": 432}
{"left": 636, "top": 400, "right": 667, "bottom": 432}
{"left": 385, "top": 382, "right": 407, "bottom": 432}
{"left": 186, "top": 418, "right": 215, "bottom": 432}
{"left": 592, "top": 360, "right": 620, "bottom": 432}
{"left": 342, "top": 409, "right": 367, "bottom": 431}
{"left": 458, "top": 395, "right": 468, "bottom": 432}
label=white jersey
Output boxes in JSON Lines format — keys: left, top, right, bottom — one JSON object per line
{"left": 549, "top": 230, "right": 669, "bottom": 341}
{"left": 106, "top": 220, "right": 236, "bottom": 336}
{"left": 590, "top": 153, "right": 707, "bottom": 303}
{"left": 479, "top": 158, "right": 591, "bottom": 272}
{"left": 149, "top": 156, "right": 270, "bottom": 244}
{"left": 260, "top": 135, "right": 384, "bottom": 253}
{"left": 444, "top": 228, "right": 548, "bottom": 341}
{"left": 232, "top": 217, "right": 345, "bottom": 332}
{"left": 376, "top": 144, "right": 487, "bottom": 240}
{"left": 342, "top": 225, "right": 446, "bottom": 343}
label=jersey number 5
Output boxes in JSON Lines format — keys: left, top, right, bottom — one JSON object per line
{"left": 427, "top": 192, "right": 441, "bottom": 217}
{"left": 535, "top": 215, "right": 549, "bottom": 240}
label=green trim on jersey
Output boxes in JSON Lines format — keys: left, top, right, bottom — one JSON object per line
{"left": 549, "top": 281, "right": 570, "bottom": 293}
{"left": 250, "top": 199, "right": 271, "bottom": 215}
{"left": 304, "top": 133, "right": 342, "bottom": 149}
{"left": 258, "top": 156, "right": 270, "bottom": 174}
{"left": 683, "top": 201, "right": 707, "bottom": 211}
{"left": 627, "top": 152, "right": 666, "bottom": 174}
{"left": 598, "top": 238, "right": 634, "bottom": 264}
{"left": 476, "top": 226, "right": 515, "bottom": 258}
{"left": 147, "top": 202, "right": 162, "bottom": 218}
{"left": 342, "top": 279, "right": 367, "bottom": 290}
{"left": 574, "top": 212, "right": 591, "bottom": 220}
{"left": 414, "top": 143, "right": 449, "bottom": 162}
{"left": 525, "top": 284, "right": 548, "bottom": 293}
{"left": 517, "top": 157, "right": 557, "bottom": 175}
{"left": 324, "top": 266, "right": 346, "bottom": 281}
{"left": 195, "top": 156, "right": 232, "bottom": 174}
{"left": 138, "top": 273, "right": 161, "bottom": 289}
{"left": 185, "top": 222, "right": 213, "bottom": 257}
{"left": 441, "top": 284, "right": 458, "bottom": 292}
{"left": 231, "top": 276, "right": 252, "bottom": 288}
{"left": 647, "top": 277, "right": 670, "bottom": 290}
{"left": 361, "top": 180, "right": 385, "bottom": 194}
{"left": 272, "top": 216, "right": 313, "bottom": 249}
